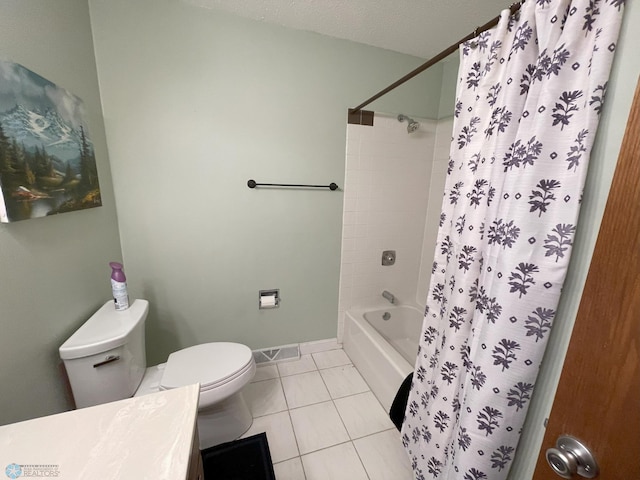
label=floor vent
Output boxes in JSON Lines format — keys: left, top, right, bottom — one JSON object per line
{"left": 252, "top": 344, "right": 300, "bottom": 364}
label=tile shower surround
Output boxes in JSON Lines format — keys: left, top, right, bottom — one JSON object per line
{"left": 243, "top": 349, "right": 413, "bottom": 480}
{"left": 338, "top": 113, "right": 451, "bottom": 340}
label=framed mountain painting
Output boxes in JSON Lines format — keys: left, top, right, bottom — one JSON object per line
{"left": 0, "top": 60, "right": 101, "bottom": 222}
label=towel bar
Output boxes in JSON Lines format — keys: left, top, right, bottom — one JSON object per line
{"left": 247, "top": 179, "right": 338, "bottom": 190}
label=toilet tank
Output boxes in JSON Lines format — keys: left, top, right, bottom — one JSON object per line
{"left": 59, "top": 299, "right": 149, "bottom": 409}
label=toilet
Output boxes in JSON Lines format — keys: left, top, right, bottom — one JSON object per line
{"left": 59, "top": 299, "right": 256, "bottom": 449}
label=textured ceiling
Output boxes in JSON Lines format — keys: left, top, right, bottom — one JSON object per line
{"left": 183, "top": 0, "right": 516, "bottom": 59}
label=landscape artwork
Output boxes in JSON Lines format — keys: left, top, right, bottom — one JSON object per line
{"left": 0, "top": 60, "right": 101, "bottom": 222}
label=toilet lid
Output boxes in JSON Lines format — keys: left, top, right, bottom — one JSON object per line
{"left": 160, "top": 342, "right": 253, "bottom": 390}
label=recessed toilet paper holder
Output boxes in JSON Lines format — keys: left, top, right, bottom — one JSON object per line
{"left": 259, "top": 289, "right": 280, "bottom": 309}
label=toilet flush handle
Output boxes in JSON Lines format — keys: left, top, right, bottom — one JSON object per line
{"left": 93, "top": 355, "right": 121, "bottom": 368}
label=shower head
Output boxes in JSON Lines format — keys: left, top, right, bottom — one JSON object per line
{"left": 397, "top": 114, "right": 420, "bottom": 133}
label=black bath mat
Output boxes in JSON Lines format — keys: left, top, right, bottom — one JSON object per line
{"left": 201, "top": 432, "right": 276, "bottom": 480}
{"left": 390, "top": 372, "right": 413, "bottom": 431}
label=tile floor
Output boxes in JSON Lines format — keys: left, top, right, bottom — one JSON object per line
{"left": 243, "top": 349, "right": 413, "bottom": 480}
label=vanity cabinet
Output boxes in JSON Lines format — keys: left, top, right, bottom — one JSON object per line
{"left": 0, "top": 384, "right": 200, "bottom": 479}
{"left": 188, "top": 426, "right": 205, "bottom": 480}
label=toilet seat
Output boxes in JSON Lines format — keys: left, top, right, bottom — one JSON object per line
{"left": 160, "top": 342, "right": 255, "bottom": 407}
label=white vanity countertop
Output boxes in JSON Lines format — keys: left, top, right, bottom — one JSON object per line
{"left": 0, "top": 384, "right": 200, "bottom": 480}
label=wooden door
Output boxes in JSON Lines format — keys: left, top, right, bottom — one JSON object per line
{"left": 532, "top": 78, "right": 640, "bottom": 478}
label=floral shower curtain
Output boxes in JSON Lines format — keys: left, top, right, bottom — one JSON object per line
{"left": 401, "top": 1, "right": 625, "bottom": 478}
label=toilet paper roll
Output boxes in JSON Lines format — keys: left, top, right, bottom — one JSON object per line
{"left": 260, "top": 295, "right": 277, "bottom": 307}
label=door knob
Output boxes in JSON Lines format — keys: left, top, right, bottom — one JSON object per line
{"left": 545, "top": 435, "right": 599, "bottom": 478}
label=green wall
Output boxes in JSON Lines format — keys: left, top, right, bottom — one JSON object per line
{"left": 438, "top": 57, "right": 460, "bottom": 118}
{"left": 0, "top": 0, "right": 122, "bottom": 424}
{"left": 88, "top": 0, "right": 444, "bottom": 365}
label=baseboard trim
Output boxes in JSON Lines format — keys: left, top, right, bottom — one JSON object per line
{"left": 299, "top": 338, "right": 341, "bottom": 355}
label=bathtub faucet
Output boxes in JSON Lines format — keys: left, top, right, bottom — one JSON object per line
{"left": 382, "top": 290, "right": 396, "bottom": 304}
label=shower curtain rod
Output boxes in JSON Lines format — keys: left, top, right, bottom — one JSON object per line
{"left": 349, "top": 1, "right": 523, "bottom": 115}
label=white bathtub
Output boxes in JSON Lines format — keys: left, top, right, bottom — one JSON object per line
{"left": 343, "top": 304, "right": 423, "bottom": 412}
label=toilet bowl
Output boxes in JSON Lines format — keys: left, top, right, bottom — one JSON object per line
{"left": 159, "top": 342, "right": 256, "bottom": 448}
{"left": 59, "top": 299, "right": 256, "bottom": 449}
